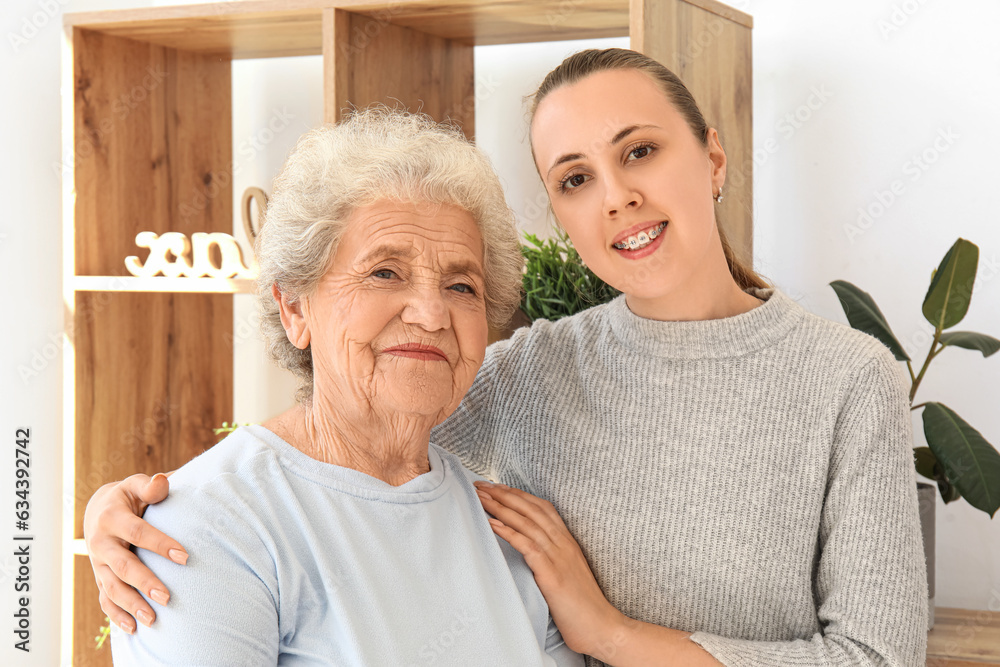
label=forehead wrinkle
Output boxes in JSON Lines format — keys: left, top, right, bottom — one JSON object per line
{"left": 356, "top": 242, "right": 416, "bottom": 267}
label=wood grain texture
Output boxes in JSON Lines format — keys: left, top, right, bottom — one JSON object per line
{"left": 73, "top": 291, "right": 233, "bottom": 537}
{"left": 73, "top": 554, "right": 112, "bottom": 667}
{"left": 927, "top": 607, "right": 1000, "bottom": 665}
{"left": 73, "top": 28, "right": 233, "bottom": 276}
{"left": 65, "top": 0, "right": 631, "bottom": 56}
{"left": 631, "top": 0, "right": 753, "bottom": 266}
{"left": 324, "top": 9, "right": 475, "bottom": 137}
{"left": 71, "top": 27, "right": 234, "bottom": 661}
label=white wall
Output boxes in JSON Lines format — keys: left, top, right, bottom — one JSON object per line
{"left": 1, "top": 1, "right": 997, "bottom": 665}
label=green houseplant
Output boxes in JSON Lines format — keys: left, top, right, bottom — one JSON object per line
{"left": 520, "top": 229, "right": 619, "bottom": 321}
{"left": 830, "top": 238, "right": 1000, "bottom": 518}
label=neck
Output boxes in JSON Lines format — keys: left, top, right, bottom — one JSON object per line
{"left": 625, "top": 232, "right": 762, "bottom": 322}
{"left": 265, "top": 398, "right": 434, "bottom": 487}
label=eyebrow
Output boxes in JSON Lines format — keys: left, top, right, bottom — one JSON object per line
{"left": 545, "top": 124, "right": 660, "bottom": 177}
{"left": 358, "top": 243, "right": 484, "bottom": 280}
{"left": 358, "top": 243, "right": 416, "bottom": 266}
{"left": 445, "top": 258, "right": 485, "bottom": 281}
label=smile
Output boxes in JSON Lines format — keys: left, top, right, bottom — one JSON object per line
{"left": 382, "top": 344, "right": 448, "bottom": 362}
{"left": 612, "top": 221, "right": 667, "bottom": 251}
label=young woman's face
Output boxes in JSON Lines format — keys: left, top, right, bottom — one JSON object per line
{"left": 530, "top": 69, "right": 726, "bottom": 302}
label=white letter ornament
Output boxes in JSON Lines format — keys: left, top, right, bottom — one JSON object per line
{"left": 125, "top": 232, "right": 257, "bottom": 279}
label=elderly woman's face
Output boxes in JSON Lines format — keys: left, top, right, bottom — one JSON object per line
{"left": 295, "top": 199, "right": 488, "bottom": 421}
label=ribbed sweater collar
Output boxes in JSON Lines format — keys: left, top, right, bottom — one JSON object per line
{"left": 606, "top": 286, "right": 805, "bottom": 359}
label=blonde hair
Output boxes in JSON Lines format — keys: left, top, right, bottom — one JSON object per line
{"left": 256, "top": 107, "right": 523, "bottom": 403}
{"left": 528, "top": 48, "right": 769, "bottom": 291}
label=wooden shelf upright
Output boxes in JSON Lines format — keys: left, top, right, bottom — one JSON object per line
{"left": 61, "top": 1, "right": 753, "bottom": 664}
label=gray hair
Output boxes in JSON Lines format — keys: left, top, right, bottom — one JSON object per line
{"left": 255, "top": 107, "right": 524, "bottom": 403}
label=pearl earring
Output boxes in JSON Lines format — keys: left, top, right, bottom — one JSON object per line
{"left": 714, "top": 186, "right": 724, "bottom": 203}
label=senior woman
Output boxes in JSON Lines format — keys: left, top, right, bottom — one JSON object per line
{"left": 106, "top": 108, "right": 582, "bottom": 666}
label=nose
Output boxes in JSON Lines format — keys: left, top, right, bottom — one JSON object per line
{"left": 400, "top": 286, "right": 451, "bottom": 332}
{"left": 603, "top": 171, "right": 642, "bottom": 217}
{"left": 604, "top": 173, "right": 642, "bottom": 218}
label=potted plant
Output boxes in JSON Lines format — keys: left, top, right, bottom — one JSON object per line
{"left": 520, "top": 229, "right": 619, "bottom": 322}
{"left": 830, "top": 237, "right": 1000, "bottom": 628}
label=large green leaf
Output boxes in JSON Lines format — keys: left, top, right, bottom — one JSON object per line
{"left": 938, "top": 331, "right": 1000, "bottom": 358}
{"left": 922, "top": 239, "right": 979, "bottom": 330}
{"left": 912, "top": 446, "right": 938, "bottom": 481}
{"left": 829, "top": 280, "right": 910, "bottom": 361}
{"left": 922, "top": 402, "right": 1000, "bottom": 517}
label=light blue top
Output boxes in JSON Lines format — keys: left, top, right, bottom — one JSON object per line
{"left": 111, "top": 424, "right": 583, "bottom": 666}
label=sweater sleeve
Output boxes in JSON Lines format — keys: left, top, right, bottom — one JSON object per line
{"left": 688, "top": 347, "right": 928, "bottom": 666}
{"left": 110, "top": 489, "right": 280, "bottom": 666}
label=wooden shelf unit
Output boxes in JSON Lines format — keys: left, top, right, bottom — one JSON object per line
{"left": 61, "top": 1, "right": 753, "bottom": 664}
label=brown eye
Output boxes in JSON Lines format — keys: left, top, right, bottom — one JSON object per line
{"left": 561, "top": 173, "right": 588, "bottom": 190}
{"left": 628, "top": 145, "right": 653, "bottom": 160}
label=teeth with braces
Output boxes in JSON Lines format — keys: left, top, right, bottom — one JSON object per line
{"left": 614, "top": 222, "right": 667, "bottom": 250}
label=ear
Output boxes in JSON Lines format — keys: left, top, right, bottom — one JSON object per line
{"left": 706, "top": 127, "right": 727, "bottom": 192}
{"left": 272, "top": 283, "right": 311, "bottom": 350}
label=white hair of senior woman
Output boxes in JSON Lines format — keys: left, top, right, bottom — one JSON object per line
{"left": 255, "top": 107, "right": 524, "bottom": 403}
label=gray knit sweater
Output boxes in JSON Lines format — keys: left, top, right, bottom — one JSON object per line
{"left": 431, "top": 286, "right": 928, "bottom": 667}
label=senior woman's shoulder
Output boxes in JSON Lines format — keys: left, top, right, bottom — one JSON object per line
{"left": 158, "top": 425, "right": 283, "bottom": 498}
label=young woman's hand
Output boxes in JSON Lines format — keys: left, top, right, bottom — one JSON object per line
{"left": 83, "top": 472, "right": 185, "bottom": 633}
{"left": 473, "top": 481, "right": 626, "bottom": 656}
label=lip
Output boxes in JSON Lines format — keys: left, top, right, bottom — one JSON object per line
{"left": 611, "top": 220, "right": 668, "bottom": 246}
{"left": 612, "top": 229, "right": 665, "bottom": 260}
{"left": 382, "top": 343, "right": 449, "bottom": 362}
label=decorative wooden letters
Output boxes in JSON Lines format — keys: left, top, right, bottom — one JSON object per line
{"left": 125, "top": 232, "right": 257, "bottom": 279}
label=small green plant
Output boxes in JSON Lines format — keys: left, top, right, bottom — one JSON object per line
{"left": 213, "top": 421, "right": 250, "bottom": 443}
{"left": 95, "top": 616, "right": 111, "bottom": 650}
{"left": 830, "top": 238, "right": 1000, "bottom": 517}
{"left": 521, "top": 230, "right": 619, "bottom": 321}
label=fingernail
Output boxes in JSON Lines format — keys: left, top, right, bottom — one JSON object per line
{"left": 152, "top": 473, "right": 167, "bottom": 483}
{"left": 119, "top": 620, "right": 135, "bottom": 634}
{"left": 488, "top": 518, "right": 504, "bottom": 527}
{"left": 168, "top": 549, "right": 188, "bottom": 565}
{"left": 476, "top": 490, "right": 492, "bottom": 500}
{"left": 150, "top": 589, "right": 169, "bottom": 605}
{"left": 136, "top": 609, "right": 153, "bottom": 627}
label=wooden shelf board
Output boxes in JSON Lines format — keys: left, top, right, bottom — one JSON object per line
{"left": 73, "top": 276, "right": 255, "bottom": 294}
{"left": 63, "top": 0, "right": 642, "bottom": 57}
{"left": 928, "top": 607, "right": 1000, "bottom": 665}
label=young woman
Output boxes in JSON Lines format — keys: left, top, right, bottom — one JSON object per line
{"left": 85, "top": 49, "right": 927, "bottom": 666}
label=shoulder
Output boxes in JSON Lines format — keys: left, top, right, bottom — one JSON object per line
{"left": 484, "top": 300, "right": 617, "bottom": 374}
{"left": 785, "top": 307, "right": 910, "bottom": 428}
{"left": 167, "top": 426, "right": 279, "bottom": 493}
{"left": 144, "top": 427, "right": 287, "bottom": 542}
